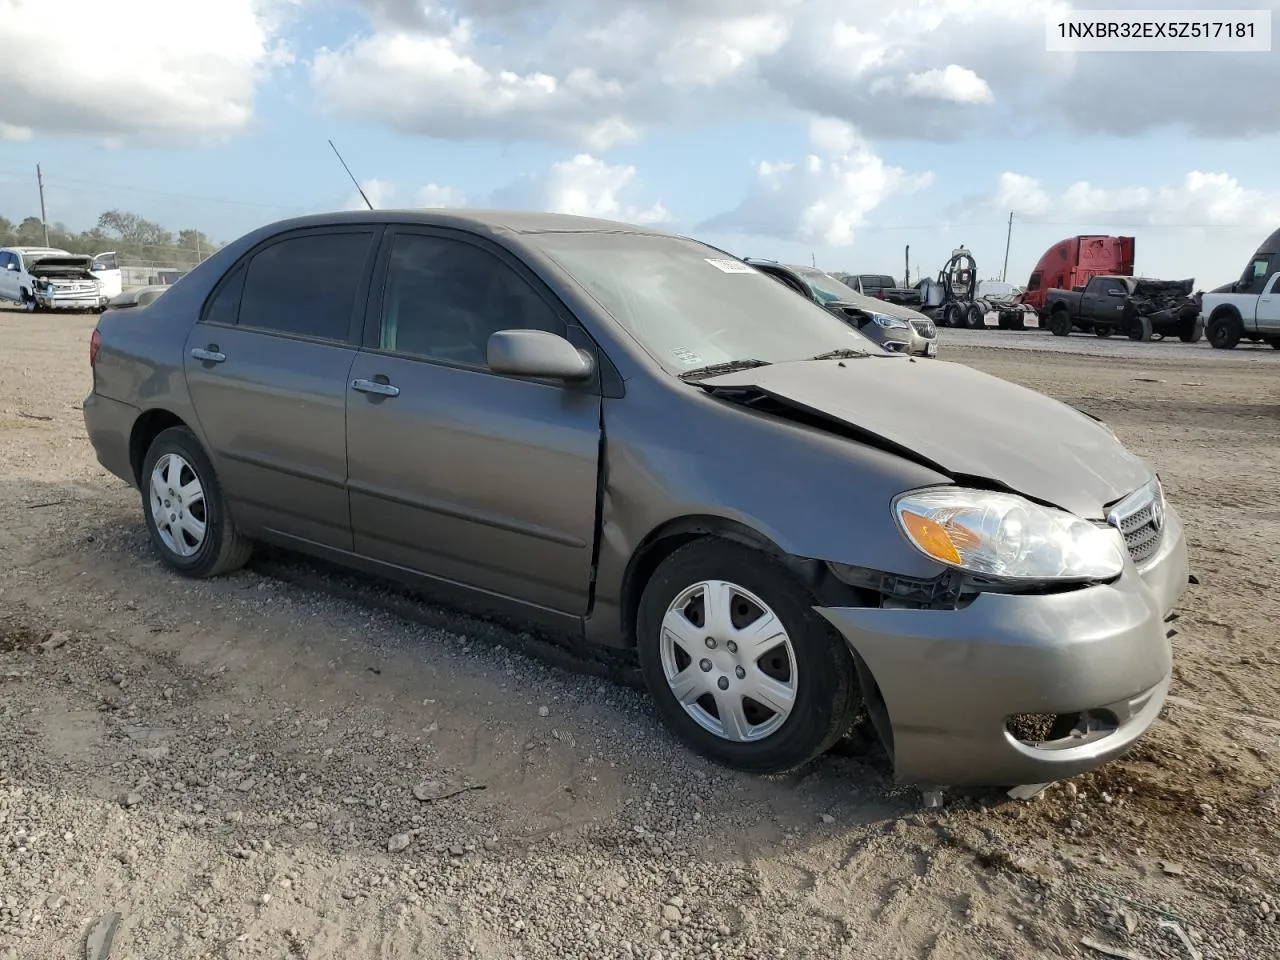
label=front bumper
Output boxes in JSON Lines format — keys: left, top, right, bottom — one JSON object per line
{"left": 35, "top": 286, "right": 107, "bottom": 310}
{"left": 816, "top": 504, "right": 1190, "bottom": 787}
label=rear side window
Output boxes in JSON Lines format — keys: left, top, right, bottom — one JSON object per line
{"left": 1026, "top": 272, "right": 1041, "bottom": 291}
{"left": 237, "top": 231, "right": 375, "bottom": 341}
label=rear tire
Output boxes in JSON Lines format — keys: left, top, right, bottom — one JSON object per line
{"left": 1207, "top": 312, "right": 1243, "bottom": 349}
{"left": 965, "top": 303, "right": 985, "bottom": 329}
{"left": 942, "top": 303, "right": 963, "bottom": 328}
{"left": 1179, "top": 315, "right": 1204, "bottom": 343}
{"left": 636, "top": 538, "right": 861, "bottom": 774}
{"left": 140, "top": 426, "right": 252, "bottom": 578}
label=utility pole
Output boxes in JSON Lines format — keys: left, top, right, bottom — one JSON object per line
{"left": 36, "top": 164, "right": 49, "bottom": 246}
{"left": 810, "top": 252, "right": 816, "bottom": 268}
{"left": 1001, "top": 210, "right": 1013, "bottom": 283}
{"left": 904, "top": 244, "right": 910, "bottom": 287}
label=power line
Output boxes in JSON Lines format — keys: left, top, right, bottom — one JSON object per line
{"left": 0, "top": 169, "right": 316, "bottom": 213}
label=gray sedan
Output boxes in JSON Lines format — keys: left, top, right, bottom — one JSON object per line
{"left": 83, "top": 210, "right": 1191, "bottom": 790}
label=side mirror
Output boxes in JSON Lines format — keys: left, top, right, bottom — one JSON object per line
{"left": 487, "top": 329, "right": 595, "bottom": 381}
{"left": 3, "top": 263, "right": 15, "bottom": 271}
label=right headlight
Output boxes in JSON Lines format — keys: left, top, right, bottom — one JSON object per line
{"left": 870, "top": 313, "right": 909, "bottom": 329}
{"left": 893, "top": 487, "right": 1125, "bottom": 582}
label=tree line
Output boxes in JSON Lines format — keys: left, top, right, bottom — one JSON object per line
{"left": 0, "top": 210, "right": 221, "bottom": 266}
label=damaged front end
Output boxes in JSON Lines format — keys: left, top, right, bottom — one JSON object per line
{"left": 1126, "top": 278, "right": 1200, "bottom": 338}
{"left": 29, "top": 256, "right": 107, "bottom": 311}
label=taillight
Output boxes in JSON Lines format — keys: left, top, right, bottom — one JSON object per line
{"left": 89, "top": 328, "right": 101, "bottom": 368}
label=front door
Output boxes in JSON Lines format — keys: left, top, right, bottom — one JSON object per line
{"left": 346, "top": 228, "right": 602, "bottom": 615}
{"left": 1257, "top": 272, "right": 1280, "bottom": 334}
{"left": 90, "top": 251, "right": 123, "bottom": 299}
{"left": 0, "top": 252, "right": 19, "bottom": 301}
{"left": 183, "top": 226, "right": 380, "bottom": 551}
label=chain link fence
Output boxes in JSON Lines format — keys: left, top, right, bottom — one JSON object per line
{"left": 119, "top": 257, "right": 196, "bottom": 290}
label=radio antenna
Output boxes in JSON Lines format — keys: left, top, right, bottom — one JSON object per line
{"left": 328, "top": 139, "right": 373, "bottom": 210}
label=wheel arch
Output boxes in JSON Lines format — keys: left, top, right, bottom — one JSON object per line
{"left": 619, "top": 516, "right": 780, "bottom": 646}
{"left": 617, "top": 514, "right": 870, "bottom": 649}
{"left": 1207, "top": 303, "right": 1243, "bottom": 324}
{"left": 129, "top": 408, "right": 192, "bottom": 486}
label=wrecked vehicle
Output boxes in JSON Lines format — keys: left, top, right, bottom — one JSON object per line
{"left": 917, "top": 247, "right": 992, "bottom": 329}
{"left": 744, "top": 258, "right": 938, "bottom": 357}
{"left": 84, "top": 210, "right": 1190, "bottom": 791}
{"left": 1200, "top": 226, "right": 1280, "bottom": 349}
{"left": 0, "top": 246, "right": 122, "bottom": 312}
{"left": 1044, "top": 275, "right": 1202, "bottom": 341}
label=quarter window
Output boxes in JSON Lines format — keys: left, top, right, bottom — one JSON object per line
{"left": 237, "top": 231, "right": 374, "bottom": 341}
{"left": 205, "top": 263, "right": 247, "bottom": 326}
{"left": 378, "top": 234, "right": 566, "bottom": 366}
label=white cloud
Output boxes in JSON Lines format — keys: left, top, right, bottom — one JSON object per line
{"left": 343, "top": 179, "right": 468, "bottom": 210}
{"left": 317, "top": 0, "right": 1280, "bottom": 148}
{"left": 0, "top": 0, "right": 295, "bottom": 143}
{"left": 973, "top": 171, "right": 1280, "bottom": 230}
{"left": 343, "top": 178, "right": 396, "bottom": 211}
{"left": 491, "top": 154, "right": 669, "bottom": 224}
{"left": 416, "top": 184, "right": 468, "bottom": 208}
{"left": 0, "top": 123, "right": 32, "bottom": 141}
{"left": 699, "top": 117, "right": 933, "bottom": 246}
{"left": 901, "top": 66, "right": 994, "bottom": 105}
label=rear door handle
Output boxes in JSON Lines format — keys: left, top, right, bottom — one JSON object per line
{"left": 190, "top": 346, "right": 226, "bottom": 363}
{"left": 352, "top": 378, "right": 400, "bottom": 397}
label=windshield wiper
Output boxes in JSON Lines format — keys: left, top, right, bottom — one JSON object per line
{"left": 678, "top": 358, "right": 772, "bottom": 381}
{"left": 806, "top": 348, "right": 871, "bottom": 361}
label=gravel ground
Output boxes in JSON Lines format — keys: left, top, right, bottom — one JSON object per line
{"left": 947, "top": 322, "right": 1280, "bottom": 362}
{"left": 1, "top": 308, "right": 1278, "bottom": 960}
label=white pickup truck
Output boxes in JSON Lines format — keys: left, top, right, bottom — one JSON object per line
{"left": 1201, "top": 228, "right": 1280, "bottom": 350}
{"left": 0, "top": 246, "right": 122, "bottom": 312}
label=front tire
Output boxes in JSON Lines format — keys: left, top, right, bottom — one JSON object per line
{"left": 636, "top": 539, "right": 861, "bottom": 773}
{"left": 140, "top": 426, "right": 252, "bottom": 578}
{"left": 1048, "top": 310, "right": 1072, "bottom": 337}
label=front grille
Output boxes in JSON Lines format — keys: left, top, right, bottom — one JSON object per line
{"left": 1107, "top": 480, "right": 1166, "bottom": 567}
{"left": 910, "top": 319, "right": 936, "bottom": 338}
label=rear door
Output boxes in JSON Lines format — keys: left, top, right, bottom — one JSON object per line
{"left": 345, "top": 227, "right": 603, "bottom": 615}
{"left": 90, "top": 251, "right": 122, "bottom": 299}
{"left": 183, "top": 226, "right": 381, "bottom": 552}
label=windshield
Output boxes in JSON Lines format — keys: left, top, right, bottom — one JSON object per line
{"left": 533, "top": 233, "right": 879, "bottom": 374}
{"left": 794, "top": 267, "right": 861, "bottom": 305}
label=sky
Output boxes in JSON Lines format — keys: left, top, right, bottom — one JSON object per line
{"left": 2, "top": 0, "right": 1279, "bottom": 288}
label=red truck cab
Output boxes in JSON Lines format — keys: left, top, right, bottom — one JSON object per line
{"left": 1021, "top": 236, "right": 1135, "bottom": 312}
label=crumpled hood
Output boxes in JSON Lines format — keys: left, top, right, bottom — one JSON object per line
{"left": 700, "top": 356, "right": 1153, "bottom": 519}
{"left": 29, "top": 255, "right": 95, "bottom": 278}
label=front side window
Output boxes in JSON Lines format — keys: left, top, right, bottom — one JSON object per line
{"left": 534, "top": 233, "right": 878, "bottom": 373}
{"left": 237, "top": 231, "right": 374, "bottom": 341}
{"left": 378, "top": 233, "right": 566, "bottom": 366}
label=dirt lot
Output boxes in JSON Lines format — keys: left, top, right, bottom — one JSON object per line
{"left": 2, "top": 310, "right": 1279, "bottom": 960}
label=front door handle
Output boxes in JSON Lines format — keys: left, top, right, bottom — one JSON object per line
{"left": 190, "top": 346, "right": 226, "bottom": 363}
{"left": 352, "top": 377, "right": 400, "bottom": 397}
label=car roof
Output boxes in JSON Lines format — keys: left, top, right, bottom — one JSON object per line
{"left": 253, "top": 208, "right": 677, "bottom": 238}
{"left": 8, "top": 246, "right": 70, "bottom": 255}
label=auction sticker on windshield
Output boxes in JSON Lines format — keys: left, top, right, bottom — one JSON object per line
{"left": 671, "top": 347, "right": 703, "bottom": 365}
{"left": 705, "top": 259, "right": 757, "bottom": 273}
